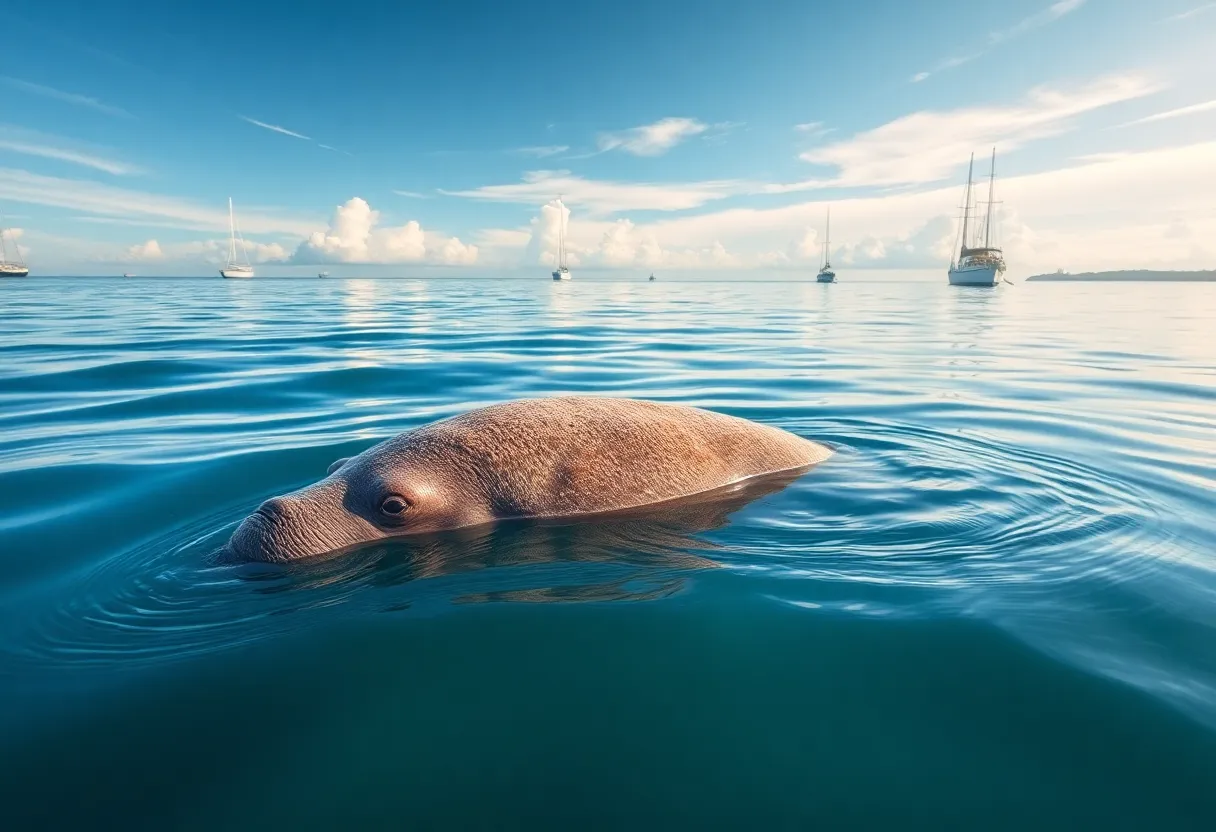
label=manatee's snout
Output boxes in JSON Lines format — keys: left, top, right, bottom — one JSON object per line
{"left": 228, "top": 484, "right": 370, "bottom": 563}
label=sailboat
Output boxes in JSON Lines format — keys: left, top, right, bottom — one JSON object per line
{"left": 219, "top": 197, "right": 254, "bottom": 279}
{"left": 816, "top": 205, "right": 836, "bottom": 283}
{"left": 948, "top": 149, "right": 1005, "bottom": 287}
{"left": 0, "top": 214, "right": 29, "bottom": 278}
{"left": 551, "top": 196, "right": 571, "bottom": 281}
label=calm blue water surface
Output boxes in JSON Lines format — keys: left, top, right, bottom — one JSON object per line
{"left": 1, "top": 277, "right": 1214, "bottom": 829}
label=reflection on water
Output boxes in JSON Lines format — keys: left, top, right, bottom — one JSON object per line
{"left": 0, "top": 277, "right": 1214, "bottom": 828}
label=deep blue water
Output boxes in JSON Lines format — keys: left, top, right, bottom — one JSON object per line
{"left": 1, "top": 276, "right": 1214, "bottom": 830}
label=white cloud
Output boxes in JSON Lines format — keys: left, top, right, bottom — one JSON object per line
{"left": 0, "top": 127, "right": 144, "bottom": 175}
{"left": 239, "top": 116, "right": 311, "bottom": 141}
{"left": 794, "top": 121, "right": 833, "bottom": 138}
{"left": 597, "top": 117, "right": 708, "bottom": 156}
{"left": 392, "top": 190, "right": 430, "bottom": 198}
{"left": 475, "top": 227, "right": 531, "bottom": 248}
{"left": 1166, "top": 3, "right": 1216, "bottom": 20}
{"left": 125, "top": 239, "right": 163, "bottom": 260}
{"left": 442, "top": 169, "right": 744, "bottom": 216}
{"left": 995, "top": 0, "right": 1086, "bottom": 44}
{"left": 514, "top": 145, "right": 569, "bottom": 157}
{"left": 799, "top": 74, "right": 1159, "bottom": 188}
{"left": 291, "top": 197, "right": 477, "bottom": 265}
{"left": 910, "top": 54, "right": 978, "bottom": 83}
{"left": 178, "top": 238, "right": 289, "bottom": 264}
{"left": 912, "top": 1, "right": 1086, "bottom": 82}
{"left": 598, "top": 140, "right": 1216, "bottom": 274}
{"left": 514, "top": 199, "right": 739, "bottom": 270}
{"left": 0, "top": 168, "right": 319, "bottom": 235}
{"left": 1119, "top": 98, "right": 1216, "bottom": 127}
{"left": 0, "top": 76, "right": 130, "bottom": 118}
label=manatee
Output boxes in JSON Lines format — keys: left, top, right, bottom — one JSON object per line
{"left": 226, "top": 396, "right": 832, "bottom": 562}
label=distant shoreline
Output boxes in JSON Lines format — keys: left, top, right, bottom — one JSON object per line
{"left": 1026, "top": 270, "right": 1216, "bottom": 282}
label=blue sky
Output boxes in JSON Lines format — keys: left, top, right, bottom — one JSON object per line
{"left": 2, "top": 0, "right": 1215, "bottom": 275}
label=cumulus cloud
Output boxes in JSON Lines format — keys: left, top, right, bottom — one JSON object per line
{"left": 834, "top": 215, "right": 958, "bottom": 268}
{"left": 799, "top": 74, "right": 1159, "bottom": 188}
{"left": 179, "top": 238, "right": 289, "bottom": 264}
{"left": 291, "top": 197, "right": 477, "bottom": 265}
{"left": 514, "top": 199, "right": 739, "bottom": 270}
{"left": 125, "top": 239, "right": 163, "bottom": 259}
{"left": 597, "top": 117, "right": 708, "bottom": 156}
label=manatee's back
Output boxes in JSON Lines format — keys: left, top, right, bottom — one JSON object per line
{"left": 409, "top": 396, "right": 831, "bottom": 518}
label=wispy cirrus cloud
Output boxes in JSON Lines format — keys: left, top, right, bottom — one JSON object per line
{"left": 793, "top": 121, "right": 834, "bottom": 138}
{"left": 513, "top": 145, "right": 570, "bottom": 157}
{"left": 0, "top": 76, "right": 130, "bottom": 117}
{"left": 239, "top": 116, "right": 311, "bottom": 140}
{"left": 1117, "top": 98, "right": 1216, "bottom": 127}
{"left": 0, "top": 127, "right": 144, "bottom": 175}
{"left": 392, "top": 190, "right": 430, "bottom": 198}
{"left": 597, "top": 117, "right": 708, "bottom": 156}
{"left": 795, "top": 73, "right": 1158, "bottom": 189}
{"left": 911, "top": 0, "right": 1086, "bottom": 83}
{"left": 441, "top": 169, "right": 744, "bottom": 216}
{"left": 1165, "top": 3, "right": 1216, "bottom": 21}
{"left": 0, "top": 167, "right": 318, "bottom": 235}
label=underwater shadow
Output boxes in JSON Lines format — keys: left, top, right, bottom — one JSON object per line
{"left": 238, "top": 467, "right": 809, "bottom": 607}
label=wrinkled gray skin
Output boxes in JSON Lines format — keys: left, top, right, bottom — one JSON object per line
{"left": 226, "top": 396, "right": 832, "bottom": 563}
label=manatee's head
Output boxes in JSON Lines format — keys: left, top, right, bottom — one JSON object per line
{"left": 226, "top": 438, "right": 494, "bottom": 562}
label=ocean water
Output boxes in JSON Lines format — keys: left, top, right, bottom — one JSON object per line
{"left": 1, "top": 276, "right": 1214, "bottom": 830}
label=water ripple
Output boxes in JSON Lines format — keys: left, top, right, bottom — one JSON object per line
{"left": 0, "top": 277, "right": 1213, "bottom": 732}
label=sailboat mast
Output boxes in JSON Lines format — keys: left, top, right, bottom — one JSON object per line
{"left": 824, "top": 205, "right": 831, "bottom": 268}
{"left": 984, "top": 147, "right": 996, "bottom": 249}
{"left": 558, "top": 196, "right": 566, "bottom": 268}
{"left": 228, "top": 197, "right": 237, "bottom": 264}
{"left": 959, "top": 153, "right": 974, "bottom": 255}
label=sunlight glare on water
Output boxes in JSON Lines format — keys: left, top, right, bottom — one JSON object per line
{"left": 0, "top": 276, "right": 1214, "bottom": 829}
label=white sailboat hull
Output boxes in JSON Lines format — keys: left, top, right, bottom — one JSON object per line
{"left": 220, "top": 267, "right": 254, "bottom": 279}
{"left": 948, "top": 264, "right": 999, "bottom": 286}
{"left": 552, "top": 268, "right": 571, "bottom": 281}
{"left": 0, "top": 263, "right": 29, "bottom": 277}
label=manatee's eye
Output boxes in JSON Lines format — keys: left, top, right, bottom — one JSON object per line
{"left": 379, "top": 495, "right": 411, "bottom": 518}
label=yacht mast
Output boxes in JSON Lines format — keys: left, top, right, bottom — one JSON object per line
{"left": 228, "top": 197, "right": 237, "bottom": 265}
{"left": 558, "top": 195, "right": 566, "bottom": 269}
{"left": 984, "top": 147, "right": 996, "bottom": 249}
{"left": 824, "top": 205, "right": 832, "bottom": 268}
{"left": 959, "top": 153, "right": 975, "bottom": 255}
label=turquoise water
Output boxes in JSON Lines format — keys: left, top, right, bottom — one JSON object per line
{"left": 1, "top": 276, "right": 1214, "bottom": 829}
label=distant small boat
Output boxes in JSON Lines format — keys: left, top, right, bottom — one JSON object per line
{"left": 551, "top": 195, "right": 572, "bottom": 281}
{"left": 1, "top": 214, "right": 29, "bottom": 278}
{"left": 123, "top": 273, "right": 135, "bottom": 278}
{"left": 648, "top": 273, "right": 655, "bottom": 281}
{"left": 816, "top": 206, "right": 836, "bottom": 283}
{"left": 948, "top": 149, "right": 1005, "bottom": 287}
{"left": 318, "top": 271, "right": 328, "bottom": 278}
{"left": 220, "top": 197, "right": 255, "bottom": 279}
